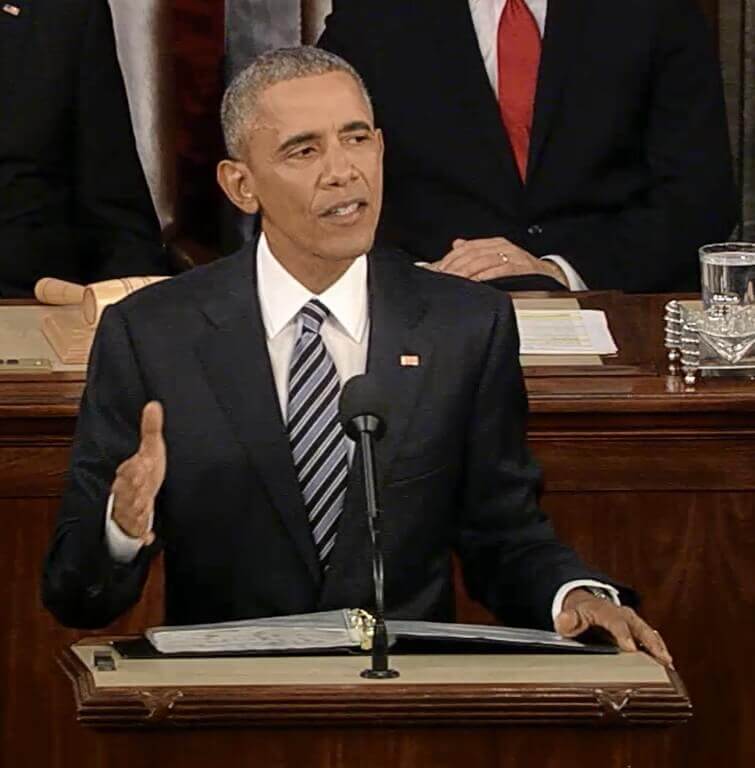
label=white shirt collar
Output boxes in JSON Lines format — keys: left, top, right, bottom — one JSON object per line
{"left": 469, "top": 1, "right": 547, "bottom": 38}
{"left": 256, "top": 232, "right": 369, "bottom": 343}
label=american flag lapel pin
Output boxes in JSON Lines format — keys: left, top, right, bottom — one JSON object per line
{"left": 400, "top": 354, "right": 420, "bottom": 367}
{"left": 2, "top": 4, "right": 21, "bottom": 16}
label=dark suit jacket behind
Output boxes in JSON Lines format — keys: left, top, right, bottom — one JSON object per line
{"left": 320, "top": 0, "right": 737, "bottom": 292}
{"left": 0, "top": 0, "right": 167, "bottom": 297}
{"left": 42, "top": 242, "right": 629, "bottom": 631}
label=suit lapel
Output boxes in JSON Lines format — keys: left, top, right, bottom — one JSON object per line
{"left": 194, "top": 241, "right": 322, "bottom": 586}
{"left": 424, "top": 0, "right": 522, "bottom": 206}
{"left": 366, "top": 257, "right": 434, "bottom": 484}
{"left": 322, "top": 253, "right": 433, "bottom": 600}
{"left": 527, "top": 0, "right": 590, "bottom": 182}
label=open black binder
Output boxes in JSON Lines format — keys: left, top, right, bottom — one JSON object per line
{"left": 112, "top": 609, "right": 617, "bottom": 659}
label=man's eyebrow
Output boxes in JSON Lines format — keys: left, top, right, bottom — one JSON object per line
{"left": 277, "top": 131, "right": 320, "bottom": 154}
{"left": 276, "top": 121, "right": 374, "bottom": 154}
{"left": 340, "top": 120, "right": 373, "bottom": 133}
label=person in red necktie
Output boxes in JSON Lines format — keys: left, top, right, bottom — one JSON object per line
{"left": 320, "top": 0, "right": 736, "bottom": 293}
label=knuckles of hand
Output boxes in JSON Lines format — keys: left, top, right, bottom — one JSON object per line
{"left": 568, "top": 596, "right": 670, "bottom": 664}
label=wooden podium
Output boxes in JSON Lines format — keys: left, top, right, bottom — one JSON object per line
{"left": 59, "top": 638, "right": 690, "bottom": 766}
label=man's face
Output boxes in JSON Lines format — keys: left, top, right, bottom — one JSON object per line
{"left": 223, "top": 71, "right": 383, "bottom": 266}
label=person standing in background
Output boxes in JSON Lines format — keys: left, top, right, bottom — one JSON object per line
{"left": 0, "top": 0, "right": 169, "bottom": 297}
{"left": 320, "top": 0, "right": 737, "bottom": 292}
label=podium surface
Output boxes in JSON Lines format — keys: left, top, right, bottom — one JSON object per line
{"left": 63, "top": 640, "right": 688, "bottom": 728}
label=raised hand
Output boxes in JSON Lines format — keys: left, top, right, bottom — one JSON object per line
{"left": 111, "top": 401, "right": 166, "bottom": 544}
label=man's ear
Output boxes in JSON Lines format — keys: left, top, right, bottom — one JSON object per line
{"left": 217, "top": 159, "right": 260, "bottom": 214}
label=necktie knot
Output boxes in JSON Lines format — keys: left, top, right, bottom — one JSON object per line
{"left": 300, "top": 299, "right": 330, "bottom": 335}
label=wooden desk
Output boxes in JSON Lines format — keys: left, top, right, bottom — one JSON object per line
{"left": 1, "top": 293, "right": 753, "bottom": 767}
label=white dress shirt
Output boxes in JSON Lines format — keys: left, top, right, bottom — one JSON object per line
{"left": 105, "top": 233, "right": 614, "bottom": 623}
{"left": 470, "top": 0, "right": 548, "bottom": 92}
{"left": 467, "top": 0, "right": 588, "bottom": 291}
{"left": 256, "top": 233, "right": 369, "bottom": 419}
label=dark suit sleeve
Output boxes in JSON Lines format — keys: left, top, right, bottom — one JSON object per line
{"left": 42, "top": 305, "right": 159, "bottom": 628}
{"left": 456, "top": 296, "right": 635, "bottom": 630}
{"left": 555, "top": 0, "right": 736, "bottom": 292}
{"left": 74, "top": 0, "right": 168, "bottom": 282}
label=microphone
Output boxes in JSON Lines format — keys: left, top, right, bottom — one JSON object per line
{"left": 340, "top": 374, "right": 387, "bottom": 442}
{"left": 339, "top": 375, "right": 398, "bottom": 679}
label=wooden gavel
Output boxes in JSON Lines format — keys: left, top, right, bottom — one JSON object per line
{"left": 34, "top": 276, "right": 170, "bottom": 326}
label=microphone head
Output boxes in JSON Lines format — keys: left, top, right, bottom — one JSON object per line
{"left": 339, "top": 374, "right": 388, "bottom": 441}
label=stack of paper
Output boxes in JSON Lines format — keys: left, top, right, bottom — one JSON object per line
{"left": 515, "top": 309, "right": 618, "bottom": 355}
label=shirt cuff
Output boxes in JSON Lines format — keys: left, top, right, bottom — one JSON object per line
{"left": 104, "top": 493, "right": 149, "bottom": 564}
{"left": 551, "top": 579, "right": 621, "bottom": 629}
{"left": 541, "top": 255, "right": 588, "bottom": 291}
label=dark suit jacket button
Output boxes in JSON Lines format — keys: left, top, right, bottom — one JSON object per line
{"left": 527, "top": 224, "right": 544, "bottom": 235}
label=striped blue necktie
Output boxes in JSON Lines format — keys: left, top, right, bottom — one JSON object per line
{"left": 287, "top": 299, "right": 349, "bottom": 567}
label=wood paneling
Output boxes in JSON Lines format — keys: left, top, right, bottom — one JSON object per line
{"left": 546, "top": 491, "right": 755, "bottom": 768}
{"left": 533, "top": 434, "right": 755, "bottom": 491}
{"left": 0, "top": 718, "right": 687, "bottom": 768}
{"left": 0, "top": 500, "right": 165, "bottom": 768}
{"left": 0, "top": 446, "right": 71, "bottom": 496}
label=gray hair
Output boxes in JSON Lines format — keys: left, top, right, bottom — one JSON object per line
{"left": 221, "top": 46, "right": 373, "bottom": 159}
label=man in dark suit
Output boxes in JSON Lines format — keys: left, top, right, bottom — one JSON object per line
{"left": 0, "top": 0, "right": 168, "bottom": 297}
{"left": 319, "top": 0, "right": 737, "bottom": 292}
{"left": 42, "top": 47, "right": 671, "bottom": 664}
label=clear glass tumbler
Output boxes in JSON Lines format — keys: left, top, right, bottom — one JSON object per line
{"left": 699, "top": 242, "right": 755, "bottom": 311}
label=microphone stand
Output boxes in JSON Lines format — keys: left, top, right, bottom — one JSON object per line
{"left": 357, "top": 425, "right": 399, "bottom": 679}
